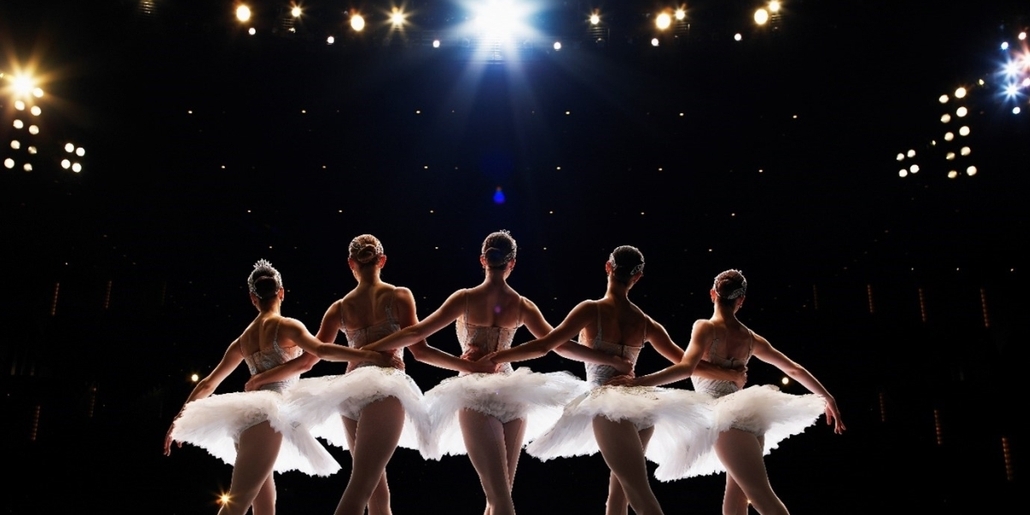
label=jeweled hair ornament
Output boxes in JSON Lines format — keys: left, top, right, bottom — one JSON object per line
{"left": 608, "top": 253, "right": 645, "bottom": 276}
{"left": 715, "top": 274, "right": 747, "bottom": 300}
{"left": 248, "top": 259, "right": 283, "bottom": 299}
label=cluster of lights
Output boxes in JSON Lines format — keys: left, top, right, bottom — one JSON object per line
{"left": 3, "top": 71, "right": 47, "bottom": 173}
{"left": 998, "top": 31, "right": 1029, "bottom": 113}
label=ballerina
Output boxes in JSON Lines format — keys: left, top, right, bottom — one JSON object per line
{"left": 244, "top": 235, "right": 494, "bottom": 515}
{"left": 624, "top": 269, "right": 845, "bottom": 515}
{"left": 164, "top": 260, "right": 394, "bottom": 515}
{"left": 364, "top": 230, "right": 629, "bottom": 515}
{"left": 481, "top": 245, "right": 712, "bottom": 515}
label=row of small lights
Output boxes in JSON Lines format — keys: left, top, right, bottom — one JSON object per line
{"left": 232, "top": 1, "right": 785, "bottom": 48}
{"left": 2, "top": 72, "right": 86, "bottom": 173}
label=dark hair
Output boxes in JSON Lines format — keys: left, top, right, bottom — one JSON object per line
{"left": 481, "top": 230, "right": 517, "bottom": 270}
{"left": 713, "top": 269, "right": 747, "bottom": 305}
{"left": 348, "top": 234, "right": 384, "bottom": 267}
{"left": 248, "top": 259, "right": 283, "bottom": 301}
{"left": 608, "top": 245, "right": 645, "bottom": 284}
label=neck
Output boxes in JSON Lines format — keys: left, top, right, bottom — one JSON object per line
{"left": 355, "top": 267, "right": 382, "bottom": 286}
{"left": 483, "top": 269, "right": 508, "bottom": 286}
{"left": 258, "top": 302, "right": 282, "bottom": 316}
{"left": 605, "top": 277, "right": 631, "bottom": 299}
{"left": 712, "top": 303, "right": 738, "bottom": 325}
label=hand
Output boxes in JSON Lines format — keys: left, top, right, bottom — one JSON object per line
{"left": 730, "top": 364, "right": 747, "bottom": 389}
{"left": 163, "top": 423, "right": 180, "bottom": 456}
{"left": 244, "top": 375, "right": 266, "bottom": 392}
{"left": 605, "top": 374, "right": 636, "bottom": 387}
{"left": 369, "top": 350, "right": 399, "bottom": 369}
{"left": 467, "top": 353, "right": 500, "bottom": 374}
{"left": 824, "top": 398, "right": 846, "bottom": 435}
{"left": 460, "top": 348, "right": 486, "bottom": 363}
{"left": 611, "top": 356, "right": 634, "bottom": 375}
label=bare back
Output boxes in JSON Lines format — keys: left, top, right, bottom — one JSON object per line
{"left": 578, "top": 297, "right": 649, "bottom": 351}
{"left": 700, "top": 318, "right": 754, "bottom": 365}
{"left": 460, "top": 283, "right": 524, "bottom": 329}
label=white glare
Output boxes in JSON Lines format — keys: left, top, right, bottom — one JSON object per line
{"left": 32, "top": 87, "right": 43, "bottom": 98}
{"left": 1004, "top": 83, "right": 1019, "bottom": 97}
{"left": 941, "top": 113, "right": 951, "bottom": 123}
{"left": 944, "top": 132, "right": 954, "bottom": 141}
{"left": 899, "top": 169, "right": 908, "bottom": 178}
{"left": 10, "top": 140, "right": 20, "bottom": 150}
{"left": 1003, "top": 60, "right": 1021, "bottom": 77}
{"left": 27, "top": 146, "right": 36, "bottom": 155}
{"left": 236, "top": 5, "right": 251, "bottom": 22}
{"left": 959, "top": 126, "right": 970, "bottom": 136}
{"left": 13, "top": 120, "right": 24, "bottom": 129}
{"left": 61, "top": 159, "right": 70, "bottom": 169}
{"left": 651, "top": 38, "right": 660, "bottom": 47}
{"left": 896, "top": 153, "right": 905, "bottom": 161}
{"left": 30, "top": 105, "right": 41, "bottom": 116}
{"left": 734, "top": 33, "right": 742, "bottom": 41}
{"left": 14, "top": 100, "right": 25, "bottom": 111}
{"left": 948, "top": 170, "right": 958, "bottom": 179}
{"left": 960, "top": 146, "right": 971, "bottom": 156}
{"left": 655, "top": 13, "right": 672, "bottom": 30}
{"left": 910, "top": 164, "right": 920, "bottom": 174}
{"left": 754, "top": 8, "right": 769, "bottom": 25}
{"left": 1001, "top": 42, "right": 1010, "bottom": 50}
{"left": 65, "top": 143, "right": 75, "bottom": 153}
{"left": 966, "top": 166, "right": 977, "bottom": 176}
{"left": 939, "top": 94, "right": 949, "bottom": 104}
{"left": 23, "top": 163, "right": 32, "bottom": 172}
{"left": 956, "top": 106, "right": 967, "bottom": 117}
{"left": 1015, "top": 107, "right": 1022, "bottom": 115}
{"left": 327, "top": 36, "right": 335, "bottom": 45}
{"left": 291, "top": 6, "right": 301, "bottom": 18}
{"left": 553, "top": 41, "right": 561, "bottom": 51}
{"left": 675, "top": 9, "right": 686, "bottom": 21}
{"left": 476, "top": 1, "right": 524, "bottom": 41}
{"left": 390, "top": 10, "right": 405, "bottom": 27}
{"left": 770, "top": 1, "right": 782, "bottom": 13}
{"left": 1020, "top": 32, "right": 1027, "bottom": 41}
{"left": 72, "top": 163, "right": 82, "bottom": 173}
{"left": 12, "top": 75, "right": 33, "bottom": 97}
{"left": 945, "top": 152, "right": 955, "bottom": 161}
{"left": 907, "top": 149, "right": 916, "bottom": 158}
{"left": 590, "top": 14, "right": 600, "bottom": 25}
{"left": 351, "top": 14, "right": 365, "bottom": 32}
{"left": 3, "top": 159, "right": 13, "bottom": 169}
{"left": 76, "top": 147, "right": 85, "bottom": 157}
{"left": 248, "top": 27, "right": 256, "bottom": 35}
{"left": 955, "top": 87, "right": 967, "bottom": 98}
{"left": 28, "top": 125, "right": 39, "bottom": 135}
{"left": 433, "top": 39, "right": 440, "bottom": 48}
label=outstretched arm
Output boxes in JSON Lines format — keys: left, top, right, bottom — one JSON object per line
{"left": 489, "top": 301, "right": 595, "bottom": 364}
{"left": 278, "top": 317, "right": 394, "bottom": 366}
{"left": 392, "top": 288, "right": 492, "bottom": 373}
{"left": 363, "top": 289, "right": 466, "bottom": 352}
{"left": 625, "top": 319, "right": 708, "bottom": 387}
{"left": 752, "top": 334, "right": 845, "bottom": 434}
{"left": 517, "top": 299, "right": 630, "bottom": 371}
{"left": 246, "top": 303, "right": 342, "bottom": 390}
{"left": 165, "top": 339, "right": 245, "bottom": 455}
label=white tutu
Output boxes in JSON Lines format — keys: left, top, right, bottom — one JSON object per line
{"left": 170, "top": 390, "right": 341, "bottom": 477}
{"left": 424, "top": 367, "right": 588, "bottom": 458}
{"left": 654, "top": 384, "right": 826, "bottom": 481}
{"left": 526, "top": 385, "right": 715, "bottom": 468}
{"left": 285, "top": 366, "right": 436, "bottom": 459}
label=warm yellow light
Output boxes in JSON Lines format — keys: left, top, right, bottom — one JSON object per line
{"left": 966, "top": 166, "right": 977, "bottom": 176}
{"left": 11, "top": 75, "right": 34, "bottom": 97}
{"left": 944, "top": 132, "right": 954, "bottom": 141}
{"left": 960, "top": 146, "right": 971, "bottom": 156}
{"left": 61, "top": 159, "right": 70, "bottom": 169}
{"left": 674, "top": 9, "right": 686, "bottom": 21}
{"left": 954, "top": 87, "right": 967, "bottom": 99}
{"left": 947, "top": 170, "right": 958, "bottom": 179}
{"left": 30, "top": 105, "right": 41, "bottom": 116}
{"left": 958, "top": 126, "right": 970, "bottom": 136}
{"left": 236, "top": 5, "right": 251, "bottom": 22}
{"left": 65, "top": 143, "right": 75, "bottom": 153}
{"left": 190, "top": 373, "right": 200, "bottom": 382}
{"left": 14, "top": 100, "right": 25, "bottom": 111}
{"left": 291, "top": 6, "right": 301, "bottom": 18}
{"left": 10, "top": 140, "right": 19, "bottom": 150}
{"left": 390, "top": 8, "right": 406, "bottom": 27}
{"left": 956, "top": 106, "right": 967, "bottom": 117}
{"left": 754, "top": 8, "right": 769, "bottom": 25}
{"left": 218, "top": 493, "right": 231, "bottom": 505}
{"left": 781, "top": 376, "right": 789, "bottom": 385}
{"left": 76, "top": 147, "right": 86, "bottom": 157}
{"left": 71, "top": 163, "right": 82, "bottom": 173}
{"left": 3, "top": 159, "right": 13, "bottom": 169}
{"left": 769, "top": 1, "right": 782, "bottom": 13}
{"left": 655, "top": 13, "right": 671, "bottom": 30}
{"left": 940, "top": 113, "right": 951, "bottom": 123}
{"left": 938, "top": 94, "right": 949, "bottom": 104}
{"left": 589, "top": 14, "right": 600, "bottom": 25}
{"left": 350, "top": 14, "right": 365, "bottom": 32}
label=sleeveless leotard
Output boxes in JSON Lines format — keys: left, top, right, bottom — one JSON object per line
{"left": 171, "top": 319, "right": 341, "bottom": 476}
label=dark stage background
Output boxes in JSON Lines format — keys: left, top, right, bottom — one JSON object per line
{"left": 1, "top": 1, "right": 1024, "bottom": 513}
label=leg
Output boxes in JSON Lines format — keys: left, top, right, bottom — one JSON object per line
{"left": 722, "top": 474, "right": 749, "bottom": 515}
{"left": 459, "top": 409, "right": 516, "bottom": 515}
{"left": 593, "top": 418, "right": 663, "bottom": 515}
{"left": 335, "top": 397, "right": 405, "bottom": 515}
{"left": 715, "top": 430, "right": 788, "bottom": 515}
{"left": 605, "top": 426, "right": 653, "bottom": 515}
{"left": 218, "top": 421, "right": 283, "bottom": 515}
{"left": 252, "top": 474, "right": 276, "bottom": 515}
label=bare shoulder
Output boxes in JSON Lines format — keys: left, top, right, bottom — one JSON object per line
{"left": 692, "top": 319, "right": 715, "bottom": 331}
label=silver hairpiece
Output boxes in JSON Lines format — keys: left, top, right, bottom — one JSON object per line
{"left": 715, "top": 276, "right": 747, "bottom": 300}
{"left": 609, "top": 253, "right": 645, "bottom": 276}
{"left": 248, "top": 259, "right": 282, "bottom": 298}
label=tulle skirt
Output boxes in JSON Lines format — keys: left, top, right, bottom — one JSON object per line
{"left": 526, "top": 385, "right": 716, "bottom": 469}
{"left": 654, "top": 384, "right": 826, "bottom": 481}
{"left": 170, "top": 389, "right": 341, "bottom": 477}
{"left": 285, "top": 366, "right": 436, "bottom": 459}
{"left": 424, "top": 368, "right": 588, "bottom": 459}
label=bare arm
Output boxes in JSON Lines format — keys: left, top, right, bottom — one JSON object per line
{"left": 514, "top": 298, "right": 629, "bottom": 370}
{"left": 489, "top": 301, "right": 596, "bottom": 364}
{"left": 278, "top": 317, "right": 393, "bottom": 366}
{"left": 363, "top": 289, "right": 466, "bottom": 352}
{"left": 752, "top": 334, "right": 845, "bottom": 434}
{"left": 393, "top": 288, "right": 490, "bottom": 373}
{"left": 245, "top": 303, "right": 343, "bottom": 390}
{"left": 626, "top": 319, "right": 709, "bottom": 387}
{"left": 165, "top": 339, "right": 245, "bottom": 455}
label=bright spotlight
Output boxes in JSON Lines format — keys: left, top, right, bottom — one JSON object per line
{"left": 754, "top": 8, "right": 769, "bottom": 25}
{"left": 326, "top": 36, "right": 335, "bottom": 45}
{"left": 248, "top": 27, "right": 256, "bottom": 36}
{"left": 906, "top": 149, "right": 916, "bottom": 158}
{"left": 350, "top": 14, "right": 365, "bottom": 32}
{"left": 72, "top": 163, "right": 82, "bottom": 173}
{"left": 651, "top": 38, "right": 660, "bottom": 47}
{"left": 960, "top": 146, "right": 971, "bottom": 156}
{"left": 236, "top": 5, "right": 251, "bottom": 22}
{"left": 30, "top": 105, "right": 41, "bottom": 116}
{"left": 1015, "top": 106, "right": 1022, "bottom": 114}
{"left": 898, "top": 169, "right": 908, "bottom": 178}
{"left": 955, "top": 87, "right": 967, "bottom": 98}
{"left": 589, "top": 14, "right": 600, "bottom": 25}
{"left": 946, "top": 152, "right": 955, "bottom": 161}
{"left": 734, "top": 33, "right": 742, "bottom": 41}
{"left": 190, "top": 373, "right": 200, "bottom": 382}
{"left": 61, "top": 159, "right": 70, "bottom": 169}
{"left": 1020, "top": 32, "right": 1027, "bottom": 41}
{"left": 475, "top": 0, "right": 525, "bottom": 42}
{"left": 941, "top": 113, "right": 951, "bottom": 123}
{"left": 1004, "top": 83, "right": 1019, "bottom": 98}
{"left": 674, "top": 9, "right": 686, "bottom": 21}
{"left": 896, "top": 153, "right": 904, "bottom": 161}
{"left": 11, "top": 75, "right": 34, "bottom": 97}
{"left": 26, "top": 146, "right": 36, "bottom": 155}
{"left": 32, "top": 87, "right": 43, "bottom": 98}
{"left": 23, "top": 163, "right": 32, "bottom": 172}
{"left": 12, "top": 119, "right": 23, "bottom": 129}
{"left": 958, "top": 126, "right": 970, "bottom": 136}
{"left": 956, "top": 106, "right": 968, "bottom": 117}
{"left": 948, "top": 170, "right": 958, "bottom": 179}
{"left": 291, "top": 6, "right": 301, "bottom": 18}
{"left": 553, "top": 41, "right": 561, "bottom": 51}
{"left": 65, "top": 143, "right": 75, "bottom": 153}
{"left": 769, "top": 1, "right": 782, "bottom": 13}
{"left": 3, "top": 159, "right": 13, "bottom": 169}
{"left": 781, "top": 376, "right": 789, "bottom": 385}
{"left": 10, "top": 140, "right": 19, "bottom": 150}
{"left": 389, "top": 8, "right": 406, "bottom": 28}
{"left": 433, "top": 39, "right": 440, "bottom": 48}
{"left": 1001, "top": 42, "right": 1010, "bottom": 51}
{"left": 76, "top": 147, "right": 85, "bottom": 157}
{"left": 909, "top": 164, "right": 920, "bottom": 174}
{"left": 14, "top": 100, "right": 25, "bottom": 111}
{"left": 966, "top": 166, "right": 977, "bottom": 176}
{"left": 655, "top": 13, "right": 672, "bottom": 30}
{"left": 944, "top": 131, "right": 954, "bottom": 141}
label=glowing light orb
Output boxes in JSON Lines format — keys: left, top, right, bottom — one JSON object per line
{"left": 734, "top": 33, "right": 742, "bottom": 41}
{"left": 32, "top": 87, "right": 43, "bottom": 98}
{"left": 1001, "top": 42, "right": 1010, "bottom": 50}
{"left": 350, "top": 14, "right": 365, "bottom": 31}
{"left": 1023, "top": 78, "right": 1030, "bottom": 87}
{"left": 219, "top": 493, "right": 231, "bottom": 505}
{"left": 909, "top": 164, "right": 920, "bottom": 174}
{"left": 14, "top": 100, "right": 25, "bottom": 111}
{"left": 781, "top": 377, "right": 789, "bottom": 386}
{"left": 1015, "top": 107, "right": 1022, "bottom": 114}
{"left": 896, "top": 153, "right": 904, "bottom": 161}
{"left": 28, "top": 125, "right": 39, "bottom": 135}
{"left": 655, "top": 13, "right": 671, "bottom": 30}
{"left": 30, "top": 105, "right": 41, "bottom": 116}
{"left": 941, "top": 113, "right": 951, "bottom": 123}
{"left": 954, "top": 87, "right": 967, "bottom": 99}
{"left": 390, "top": 10, "right": 405, "bottom": 27}
{"left": 651, "top": 38, "right": 659, "bottom": 47}
{"left": 553, "top": 41, "right": 561, "bottom": 51}
{"left": 76, "top": 147, "right": 85, "bottom": 157}
{"left": 493, "top": 187, "right": 506, "bottom": 204}
{"left": 248, "top": 27, "right": 256, "bottom": 35}
{"left": 23, "top": 163, "right": 32, "bottom": 172}
{"left": 11, "top": 75, "right": 33, "bottom": 97}
{"left": 754, "top": 8, "right": 769, "bottom": 25}
{"left": 906, "top": 149, "right": 916, "bottom": 158}
{"left": 590, "top": 14, "right": 600, "bottom": 25}
{"left": 61, "top": 159, "right": 70, "bottom": 169}
{"left": 675, "top": 9, "right": 686, "bottom": 21}
{"left": 945, "top": 152, "right": 955, "bottom": 160}
{"left": 898, "top": 169, "right": 908, "bottom": 178}
{"left": 10, "top": 141, "right": 19, "bottom": 150}
{"left": 944, "top": 132, "right": 954, "bottom": 141}
{"left": 960, "top": 146, "right": 971, "bottom": 156}
{"left": 1004, "top": 83, "right": 1019, "bottom": 97}
{"left": 770, "top": 1, "right": 782, "bottom": 13}
{"left": 236, "top": 5, "right": 251, "bottom": 22}
{"left": 291, "top": 6, "right": 301, "bottom": 17}
{"left": 939, "top": 94, "right": 949, "bottom": 104}
{"left": 956, "top": 106, "right": 967, "bottom": 117}
{"left": 27, "top": 146, "right": 36, "bottom": 155}
{"left": 13, "top": 120, "right": 24, "bottom": 129}
{"left": 948, "top": 170, "right": 958, "bottom": 179}
{"left": 327, "top": 36, "right": 335, "bottom": 45}
{"left": 433, "top": 39, "right": 440, "bottom": 48}
{"left": 65, "top": 143, "right": 75, "bottom": 153}
{"left": 72, "top": 163, "right": 82, "bottom": 173}
{"left": 1020, "top": 31, "right": 1027, "bottom": 41}
{"left": 958, "top": 126, "right": 970, "bottom": 136}
{"left": 966, "top": 166, "right": 977, "bottom": 176}
{"left": 191, "top": 373, "right": 200, "bottom": 382}
{"left": 3, "top": 159, "right": 13, "bottom": 169}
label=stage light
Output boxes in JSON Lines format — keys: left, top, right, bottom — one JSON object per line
{"left": 955, "top": 87, "right": 967, "bottom": 98}
{"left": 941, "top": 113, "right": 951, "bottom": 123}
{"left": 944, "top": 132, "right": 954, "bottom": 141}
{"left": 754, "top": 8, "right": 769, "bottom": 26}
{"left": 945, "top": 152, "right": 955, "bottom": 161}
{"left": 65, "top": 143, "right": 75, "bottom": 153}
{"left": 72, "top": 163, "right": 82, "bottom": 173}
{"left": 10, "top": 140, "right": 19, "bottom": 150}
{"left": 1003, "top": 59, "right": 1021, "bottom": 77}
{"left": 674, "top": 9, "right": 686, "bottom": 21}
{"left": 3, "top": 159, "right": 13, "bottom": 169}
{"left": 433, "top": 39, "right": 440, "bottom": 48}
{"left": 956, "top": 106, "right": 967, "bottom": 117}
{"left": 14, "top": 100, "right": 25, "bottom": 111}
{"left": 291, "top": 5, "right": 301, "bottom": 18}
{"left": 236, "top": 5, "right": 251, "bottom": 23}
{"left": 948, "top": 170, "right": 958, "bottom": 178}
{"left": 590, "top": 14, "right": 600, "bottom": 25}
{"left": 23, "top": 163, "right": 32, "bottom": 172}
{"left": 655, "top": 13, "right": 671, "bottom": 30}
{"left": 28, "top": 124, "right": 39, "bottom": 135}
{"left": 248, "top": 27, "right": 256, "bottom": 35}
{"left": 1001, "top": 42, "right": 1010, "bottom": 51}
{"left": 651, "top": 38, "right": 659, "bottom": 47}
{"left": 30, "top": 105, "right": 41, "bottom": 116}
{"left": 12, "top": 119, "right": 23, "bottom": 129}
{"left": 327, "top": 36, "right": 335, "bottom": 45}
{"left": 781, "top": 377, "right": 789, "bottom": 386}
{"left": 959, "top": 126, "right": 970, "bottom": 136}
{"left": 1004, "top": 83, "right": 1019, "bottom": 98}
{"left": 734, "top": 33, "right": 742, "bottom": 41}
{"left": 26, "top": 146, "right": 36, "bottom": 155}
{"left": 61, "top": 159, "right": 70, "bottom": 169}
{"left": 769, "top": 1, "right": 782, "bottom": 13}
{"left": 351, "top": 14, "right": 365, "bottom": 32}
{"left": 966, "top": 166, "right": 977, "bottom": 176}
{"left": 76, "top": 147, "right": 85, "bottom": 157}
{"left": 898, "top": 169, "right": 908, "bottom": 177}
{"left": 32, "top": 87, "right": 42, "bottom": 98}
{"left": 896, "top": 153, "right": 904, "bottom": 161}
{"left": 960, "top": 146, "right": 971, "bottom": 156}
{"left": 191, "top": 373, "right": 200, "bottom": 382}
{"left": 909, "top": 164, "right": 920, "bottom": 174}
{"left": 907, "top": 149, "right": 916, "bottom": 158}
{"left": 10, "top": 74, "right": 34, "bottom": 98}
{"left": 1015, "top": 107, "right": 1022, "bottom": 114}
{"left": 389, "top": 8, "right": 406, "bottom": 28}
{"left": 553, "top": 41, "right": 561, "bottom": 51}
{"left": 1020, "top": 31, "right": 1027, "bottom": 41}
{"left": 939, "top": 94, "right": 949, "bottom": 104}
